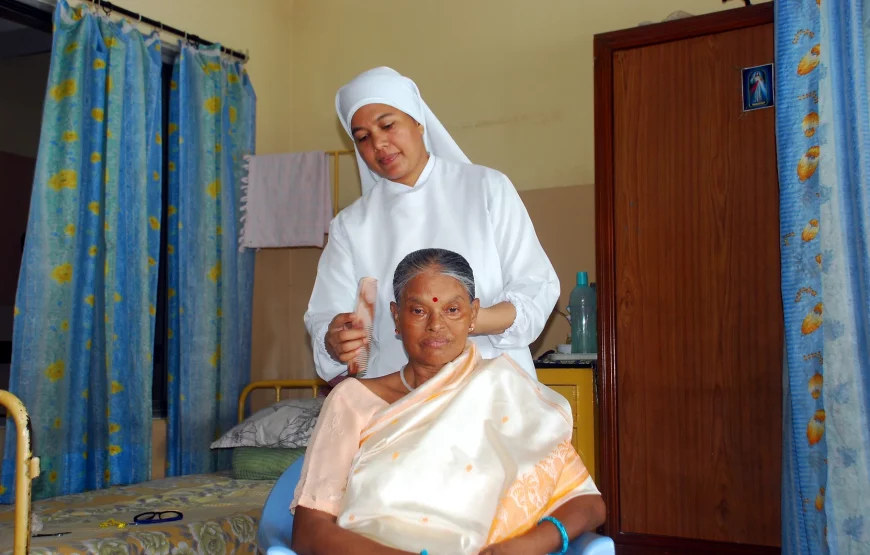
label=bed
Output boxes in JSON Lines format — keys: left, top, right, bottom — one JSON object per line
{"left": 0, "top": 379, "right": 326, "bottom": 555}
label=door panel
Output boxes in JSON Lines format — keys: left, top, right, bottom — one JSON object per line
{"left": 612, "top": 23, "right": 782, "bottom": 546}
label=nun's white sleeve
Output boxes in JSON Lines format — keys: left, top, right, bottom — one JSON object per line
{"left": 486, "top": 173, "right": 560, "bottom": 349}
{"left": 304, "top": 216, "right": 355, "bottom": 382}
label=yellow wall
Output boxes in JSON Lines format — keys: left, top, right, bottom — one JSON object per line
{"left": 290, "top": 0, "right": 769, "bottom": 197}
{"left": 108, "top": 0, "right": 294, "bottom": 155}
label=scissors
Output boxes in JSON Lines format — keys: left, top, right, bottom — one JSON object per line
{"left": 131, "top": 510, "right": 184, "bottom": 525}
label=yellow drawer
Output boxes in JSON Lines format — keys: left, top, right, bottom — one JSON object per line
{"left": 536, "top": 368, "right": 597, "bottom": 483}
{"left": 546, "top": 384, "right": 579, "bottom": 418}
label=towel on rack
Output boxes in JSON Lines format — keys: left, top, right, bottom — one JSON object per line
{"left": 240, "top": 151, "right": 332, "bottom": 250}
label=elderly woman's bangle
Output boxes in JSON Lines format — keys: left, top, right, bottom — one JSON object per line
{"left": 537, "top": 516, "right": 569, "bottom": 555}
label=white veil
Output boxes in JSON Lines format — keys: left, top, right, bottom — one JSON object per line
{"left": 335, "top": 67, "right": 471, "bottom": 195}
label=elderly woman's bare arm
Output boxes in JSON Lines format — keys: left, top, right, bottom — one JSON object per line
{"left": 289, "top": 380, "right": 391, "bottom": 552}
{"left": 478, "top": 494, "right": 606, "bottom": 555}
{"left": 292, "top": 507, "right": 417, "bottom": 555}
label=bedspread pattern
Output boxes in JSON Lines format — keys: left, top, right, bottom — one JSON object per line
{"left": 0, "top": 472, "right": 273, "bottom": 554}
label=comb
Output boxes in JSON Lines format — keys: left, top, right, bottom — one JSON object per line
{"left": 348, "top": 277, "right": 377, "bottom": 378}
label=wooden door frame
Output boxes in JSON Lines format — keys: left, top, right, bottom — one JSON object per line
{"left": 593, "top": 4, "right": 777, "bottom": 554}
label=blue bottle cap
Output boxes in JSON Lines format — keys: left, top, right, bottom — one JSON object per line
{"left": 577, "top": 271, "right": 588, "bottom": 286}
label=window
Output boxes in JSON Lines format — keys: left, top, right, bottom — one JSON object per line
{"left": 0, "top": 0, "right": 52, "bottom": 417}
{"left": 0, "top": 0, "right": 172, "bottom": 419}
{"left": 151, "top": 62, "right": 174, "bottom": 418}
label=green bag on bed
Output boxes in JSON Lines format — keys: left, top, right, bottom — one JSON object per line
{"left": 231, "top": 447, "right": 306, "bottom": 480}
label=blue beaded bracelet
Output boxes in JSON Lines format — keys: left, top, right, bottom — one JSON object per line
{"left": 538, "top": 516, "right": 569, "bottom": 555}
{"left": 420, "top": 550, "right": 428, "bottom": 555}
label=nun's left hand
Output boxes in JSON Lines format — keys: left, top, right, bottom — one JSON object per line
{"left": 470, "top": 302, "right": 517, "bottom": 336}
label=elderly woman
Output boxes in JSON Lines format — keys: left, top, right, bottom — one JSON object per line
{"left": 304, "top": 67, "right": 559, "bottom": 382}
{"left": 292, "top": 249, "right": 605, "bottom": 555}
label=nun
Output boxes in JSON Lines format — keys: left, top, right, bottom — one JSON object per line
{"left": 304, "top": 67, "right": 559, "bottom": 381}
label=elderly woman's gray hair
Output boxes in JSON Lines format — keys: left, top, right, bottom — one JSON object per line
{"left": 392, "top": 249, "right": 475, "bottom": 302}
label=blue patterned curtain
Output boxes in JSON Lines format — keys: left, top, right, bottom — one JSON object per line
{"left": 776, "top": 0, "right": 870, "bottom": 553}
{"left": 0, "top": 0, "right": 162, "bottom": 501}
{"left": 165, "top": 43, "right": 256, "bottom": 476}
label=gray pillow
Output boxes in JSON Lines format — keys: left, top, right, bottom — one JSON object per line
{"left": 210, "top": 397, "right": 324, "bottom": 449}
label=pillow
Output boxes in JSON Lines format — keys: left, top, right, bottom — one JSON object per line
{"left": 210, "top": 397, "right": 324, "bottom": 449}
{"left": 231, "top": 447, "right": 305, "bottom": 480}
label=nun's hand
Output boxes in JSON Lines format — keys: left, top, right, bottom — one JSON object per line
{"left": 325, "top": 313, "right": 368, "bottom": 364}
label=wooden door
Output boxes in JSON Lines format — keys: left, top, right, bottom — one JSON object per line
{"left": 594, "top": 5, "right": 782, "bottom": 554}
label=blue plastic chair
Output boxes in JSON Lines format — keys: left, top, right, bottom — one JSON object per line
{"left": 258, "top": 457, "right": 615, "bottom": 555}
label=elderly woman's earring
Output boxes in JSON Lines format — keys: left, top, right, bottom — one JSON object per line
{"left": 469, "top": 325, "right": 475, "bottom": 332}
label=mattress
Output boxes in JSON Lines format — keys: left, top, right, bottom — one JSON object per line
{"left": 0, "top": 471, "right": 275, "bottom": 554}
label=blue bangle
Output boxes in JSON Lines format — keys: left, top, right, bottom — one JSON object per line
{"left": 538, "top": 516, "right": 569, "bottom": 555}
{"left": 421, "top": 551, "right": 428, "bottom": 555}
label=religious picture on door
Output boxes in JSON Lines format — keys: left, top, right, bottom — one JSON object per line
{"left": 742, "top": 63, "right": 774, "bottom": 112}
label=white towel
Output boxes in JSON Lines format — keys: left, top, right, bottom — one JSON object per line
{"left": 239, "top": 151, "right": 332, "bottom": 250}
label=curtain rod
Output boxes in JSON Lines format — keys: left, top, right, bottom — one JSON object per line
{"left": 83, "top": 0, "right": 248, "bottom": 62}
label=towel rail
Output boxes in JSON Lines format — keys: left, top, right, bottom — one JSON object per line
{"left": 325, "top": 149, "right": 355, "bottom": 217}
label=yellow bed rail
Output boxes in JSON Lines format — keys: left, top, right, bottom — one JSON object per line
{"left": 0, "top": 389, "right": 41, "bottom": 555}
{"left": 237, "top": 379, "right": 329, "bottom": 423}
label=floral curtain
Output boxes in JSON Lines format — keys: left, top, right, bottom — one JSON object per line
{"left": 165, "top": 43, "right": 256, "bottom": 476}
{"left": 0, "top": 0, "right": 162, "bottom": 501}
{"left": 776, "top": 0, "right": 870, "bottom": 552}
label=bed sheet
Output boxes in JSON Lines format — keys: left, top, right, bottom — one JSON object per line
{"left": 0, "top": 471, "right": 274, "bottom": 554}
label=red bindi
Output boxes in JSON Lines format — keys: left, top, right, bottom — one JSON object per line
{"left": 432, "top": 297, "right": 438, "bottom": 303}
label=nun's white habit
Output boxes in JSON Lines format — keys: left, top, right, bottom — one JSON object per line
{"left": 304, "top": 67, "right": 559, "bottom": 380}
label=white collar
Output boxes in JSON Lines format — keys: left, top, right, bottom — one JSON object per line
{"left": 384, "top": 154, "right": 436, "bottom": 191}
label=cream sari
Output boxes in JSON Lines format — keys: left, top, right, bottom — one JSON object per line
{"left": 336, "top": 342, "right": 599, "bottom": 554}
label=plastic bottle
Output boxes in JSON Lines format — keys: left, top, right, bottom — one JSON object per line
{"left": 568, "top": 271, "right": 597, "bottom": 354}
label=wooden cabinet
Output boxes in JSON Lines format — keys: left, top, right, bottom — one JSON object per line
{"left": 594, "top": 5, "right": 782, "bottom": 554}
{"left": 536, "top": 367, "right": 598, "bottom": 482}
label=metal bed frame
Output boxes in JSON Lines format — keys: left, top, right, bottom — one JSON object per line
{"left": 3, "top": 378, "right": 327, "bottom": 554}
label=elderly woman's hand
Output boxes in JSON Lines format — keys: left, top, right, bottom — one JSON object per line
{"left": 325, "top": 313, "right": 369, "bottom": 364}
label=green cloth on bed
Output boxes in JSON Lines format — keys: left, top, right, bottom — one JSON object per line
{"left": 231, "top": 446, "right": 306, "bottom": 480}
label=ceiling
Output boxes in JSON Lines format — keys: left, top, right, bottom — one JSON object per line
{"left": 0, "top": 15, "right": 51, "bottom": 59}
